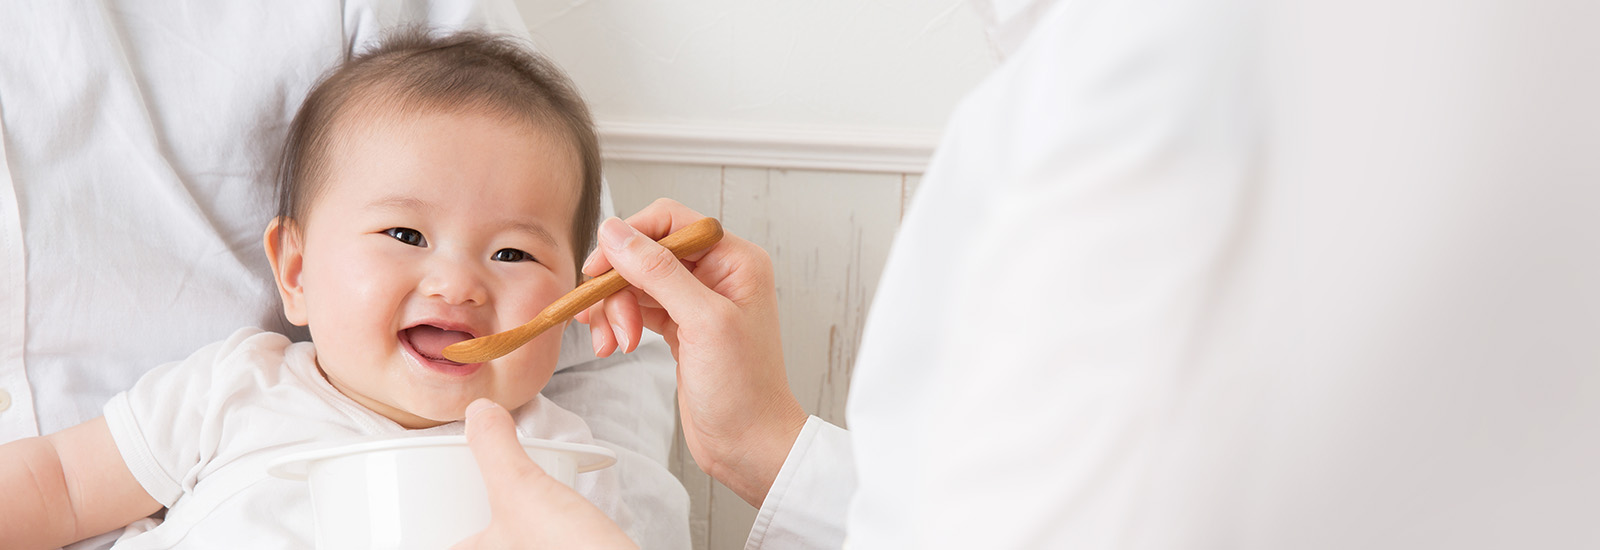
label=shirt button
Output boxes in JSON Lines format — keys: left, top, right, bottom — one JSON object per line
{"left": 0, "top": 388, "right": 10, "bottom": 412}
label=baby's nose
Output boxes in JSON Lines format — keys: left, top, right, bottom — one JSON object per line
{"left": 419, "top": 258, "right": 489, "bottom": 306}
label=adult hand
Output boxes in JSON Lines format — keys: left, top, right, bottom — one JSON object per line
{"left": 577, "top": 199, "right": 807, "bottom": 507}
{"left": 453, "top": 399, "right": 636, "bottom": 550}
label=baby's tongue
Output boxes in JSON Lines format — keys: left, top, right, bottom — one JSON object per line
{"left": 404, "top": 325, "right": 473, "bottom": 362}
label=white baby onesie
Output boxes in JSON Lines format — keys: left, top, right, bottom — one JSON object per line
{"left": 101, "top": 327, "right": 628, "bottom": 548}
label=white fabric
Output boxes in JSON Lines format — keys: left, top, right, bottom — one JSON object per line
{"left": 967, "top": 0, "right": 1060, "bottom": 55}
{"left": 100, "top": 327, "right": 625, "bottom": 548}
{"left": 753, "top": 0, "right": 1600, "bottom": 548}
{"left": 0, "top": 1, "right": 686, "bottom": 548}
{"left": 743, "top": 417, "right": 852, "bottom": 550}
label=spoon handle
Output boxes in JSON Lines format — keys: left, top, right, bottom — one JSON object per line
{"left": 442, "top": 217, "right": 724, "bottom": 364}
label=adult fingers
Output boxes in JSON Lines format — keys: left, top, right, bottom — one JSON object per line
{"left": 583, "top": 199, "right": 714, "bottom": 277}
{"left": 582, "top": 296, "right": 677, "bottom": 359}
{"left": 624, "top": 284, "right": 665, "bottom": 310}
{"left": 458, "top": 399, "right": 638, "bottom": 550}
{"left": 595, "top": 217, "right": 728, "bottom": 325}
{"left": 601, "top": 289, "right": 643, "bottom": 354}
{"left": 681, "top": 233, "right": 773, "bottom": 308}
{"left": 585, "top": 304, "right": 617, "bottom": 358}
{"left": 463, "top": 399, "right": 547, "bottom": 504}
{"left": 641, "top": 308, "right": 676, "bottom": 346}
{"left": 579, "top": 291, "right": 643, "bottom": 357}
{"left": 576, "top": 287, "right": 657, "bottom": 325}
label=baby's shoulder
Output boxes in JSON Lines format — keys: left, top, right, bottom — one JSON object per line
{"left": 214, "top": 326, "right": 295, "bottom": 357}
{"left": 162, "top": 327, "right": 306, "bottom": 390}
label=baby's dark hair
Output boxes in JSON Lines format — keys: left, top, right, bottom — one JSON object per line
{"left": 274, "top": 27, "right": 601, "bottom": 280}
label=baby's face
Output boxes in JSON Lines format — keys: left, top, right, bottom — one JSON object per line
{"left": 274, "top": 109, "right": 580, "bottom": 428}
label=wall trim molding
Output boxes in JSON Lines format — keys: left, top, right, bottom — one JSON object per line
{"left": 597, "top": 121, "right": 937, "bottom": 174}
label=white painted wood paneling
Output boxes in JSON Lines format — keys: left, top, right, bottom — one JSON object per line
{"left": 603, "top": 160, "right": 724, "bottom": 219}
{"left": 599, "top": 121, "right": 939, "bottom": 174}
{"left": 721, "top": 168, "right": 902, "bottom": 429}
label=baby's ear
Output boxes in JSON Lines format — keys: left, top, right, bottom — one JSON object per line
{"left": 263, "top": 217, "right": 309, "bottom": 326}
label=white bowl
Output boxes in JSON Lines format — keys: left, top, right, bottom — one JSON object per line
{"left": 268, "top": 435, "right": 616, "bottom": 549}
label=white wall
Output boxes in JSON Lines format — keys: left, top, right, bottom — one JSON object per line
{"left": 516, "top": 0, "right": 998, "bottom": 173}
{"left": 512, "top": 2, "right": 997, "bottom": 548}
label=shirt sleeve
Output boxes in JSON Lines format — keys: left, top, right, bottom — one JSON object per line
{"left": 101, "top": 328, "right": 272, "bottom": 507}
{"left": 745, "top": 416, "right": 856, "bottom": 550}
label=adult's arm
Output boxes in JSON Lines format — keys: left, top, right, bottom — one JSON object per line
{"left": 742, "top": 416, "right": 854, "bottom": 550}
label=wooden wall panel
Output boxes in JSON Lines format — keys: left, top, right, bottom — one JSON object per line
{"left": 604, "top": 160, "right": 724, "bottom": 219}
{"left": 721, "top": 167, "right": 902, "bottom": 428}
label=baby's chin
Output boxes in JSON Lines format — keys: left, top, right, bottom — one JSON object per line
{"left": 371, "top": 397, "right": 471, "bottom": 429}
{"left": 386, "top": 409, "right": 457, "bottom": 430}
{"left": 389, "top": 395, "right": 538, "bottom": 430}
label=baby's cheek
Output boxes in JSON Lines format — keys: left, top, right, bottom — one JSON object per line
{"left": 515, "top": 283, "right": 571, "bottom": 319}
{"left": 494, "top": 340, "right": 560, "bottom": 409}
{"left": 316, "top": 254, "right": 385, "bottom": 302}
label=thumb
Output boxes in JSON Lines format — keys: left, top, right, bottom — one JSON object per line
{"left": 596, "top": 217, "right": 724, "bottom": 318}
{"left": 464, "top": 399, "right": 549, "bottom": 500}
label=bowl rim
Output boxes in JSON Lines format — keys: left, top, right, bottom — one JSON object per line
{"left": 265, "top": 434, "right": 618, "bottom": 481}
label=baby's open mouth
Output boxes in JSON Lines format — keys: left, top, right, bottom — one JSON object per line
{"left": 401, "top": 325, "right": 475, "bottom": 364}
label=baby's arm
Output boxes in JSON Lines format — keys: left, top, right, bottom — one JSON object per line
{"left": 0, "top": 417, "right": 163, "bottom": 549}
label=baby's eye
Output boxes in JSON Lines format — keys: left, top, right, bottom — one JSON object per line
{"left": 385, "top": 228, "right": 427, "bottom": 247}
{"left": 493, "top": 248, "right": 536, "bottom": 263}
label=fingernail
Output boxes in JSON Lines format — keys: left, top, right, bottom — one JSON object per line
{"left": 600, "top": 217, "right": 636, "bottom": 251}
{"left": 590, "top": 324, "right": 605, "bottom": 355}
{"left": 581, "top": 249, "right": 599, "bottom": 273}
{"left": 466, "top": 398, "right": 496, "bottom": 420}
{"left": 612, "top": 323, "right": 628, "bottom": 353}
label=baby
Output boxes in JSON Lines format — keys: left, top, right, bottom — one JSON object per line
{"left": 0, "top": 29, "right": 623, "bottom": 548}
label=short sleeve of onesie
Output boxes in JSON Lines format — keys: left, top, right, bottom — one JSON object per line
{"left": 102, "top": 328, "right": 288, "bottom": 506}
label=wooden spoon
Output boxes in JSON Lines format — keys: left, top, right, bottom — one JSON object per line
{"left": 441, "top": 217, "right": 724, "bottom": 364}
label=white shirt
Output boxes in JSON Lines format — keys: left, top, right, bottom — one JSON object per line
{"left": 102, "top": 328, "right": 626, "bottom": 548}
{"left": 0, "top": 2, "right": 686, "bottom": 548}
{"left": 751, "top": 0, "right": 1600, "bottom": 547}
